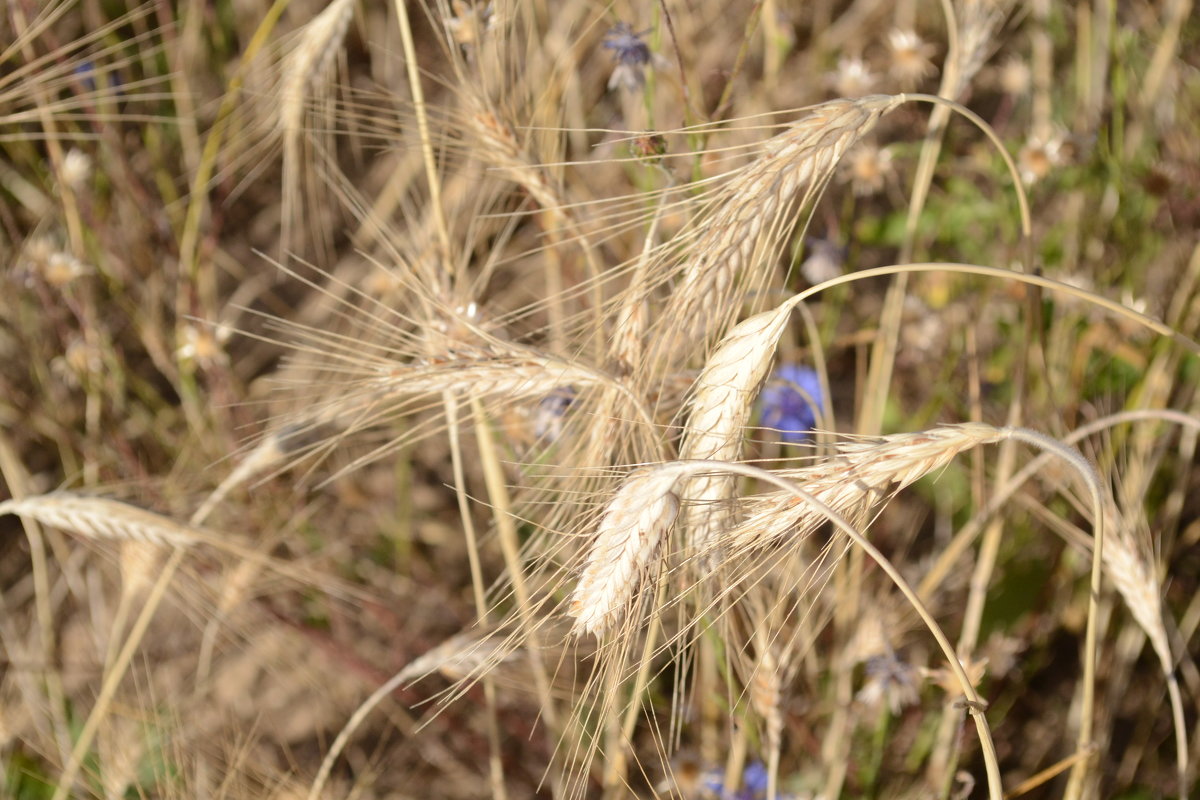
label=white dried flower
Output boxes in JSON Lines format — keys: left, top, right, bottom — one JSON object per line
{"left": 887, "top": 29, "right": 937, "bottom": 87}
{"left": 1018, "top": 132, "right": 1065, "bottom": 184}
{"left": 998, "top": 56, "right": 1031, "bottom": 96}
{"left": 843, "top": 142, "right": 894, "bottom": 196}
{"left": 60, "top": 148, "right": 92, "bottom": 191}
{"left": 831, "top": 56, "right": 875, "bottom": 97}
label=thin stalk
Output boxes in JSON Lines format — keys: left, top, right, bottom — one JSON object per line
{"left": 391, "top": 0, "right": 451, "bottom": 266}
{"left": 469, "top": 398, "right": 562, "bottom": 791}
{"left": 446, "top": 395, "right": 508, "bottom": 800}
{"left": 52, "top": 547, "right": 186, "bottom": 800}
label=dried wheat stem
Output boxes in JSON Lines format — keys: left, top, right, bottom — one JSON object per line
{"left": 569, "top": 466, "right": 685, "bottom": 637}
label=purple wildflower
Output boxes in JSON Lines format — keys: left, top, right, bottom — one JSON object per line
{"left": 759, "top": 365, "right": 824, "bottom": 444}
{"left": 533, "top": 386, "right": 576, "bottom": 441}
{"left": 739, "top": 761, "right": 769, "bottom": 798}
{"left": 603, "top": 22, "right": 652, "bottom": 91}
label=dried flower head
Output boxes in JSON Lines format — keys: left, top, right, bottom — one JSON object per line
{"left": 19, "top": 238, "right": 91, "bottom": 287}
{"left": 759, "top": 365, "right": 824, "bottom": 443}
{"left": 176, "top": 323, "right": 230, "bottom": 368}
{"left": 1018, "top": 131, "right": 1065, "bottom": 184}
{"left": 61, "top": 148, "right": 92, "bottom": 191}
{"left": 830, "top": 56, "right": 875, "bottom": 97}
{"left": 444, "top": 0, "right": 496, "bottom": 46}
{"left": 857, "top": 652, "right": 920, "bottom": 715}
{"left": 887, "top": 29, "right": 937, "bottom": 87}
{"left": 800, "top": 237, "right": 846, "bottom": 285}
{"left": 843, "top": 142, "right": 894, "bottom": 196}
{"left": 998, "top": 56, "right": 1031, "bottom": 96}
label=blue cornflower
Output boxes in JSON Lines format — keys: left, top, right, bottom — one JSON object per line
{"left": 738, "top": 761, "right": 769, "bottom": 798}
{"left": 603, "top": 22, "right": 652, "bottom": 91}
{"left": 533, "top": 386, "right": 576, "bottom": 441}
{"left": 760, "top": 365, "right": 824, "bottom": 444}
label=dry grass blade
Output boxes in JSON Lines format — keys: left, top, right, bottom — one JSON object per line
{"left": 569, "top": 466, "right": 685, "bottom": 638}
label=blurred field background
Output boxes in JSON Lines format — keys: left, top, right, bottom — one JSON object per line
{"left": 1, "top": 0, "right": 1199, "bottom": 798}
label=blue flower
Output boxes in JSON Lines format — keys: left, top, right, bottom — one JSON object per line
{"left": 533, "top": 386, "right": 576, "bottom": 441}
{"left": 759, "top": 365, "right": 824, "bottom": 444}
{"left": 603, "top": 22, "right": 652, "bottom": 91}
{"left": 741, "top": 761, "right": 769, "bottom": 795}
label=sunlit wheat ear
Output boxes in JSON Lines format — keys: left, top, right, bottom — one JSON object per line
{"left": 468, "top": 105, "right": 565, "bottom": 222}
{"left": 278, "top": 0, "right": 354, "bottom": 255}
{"left": 653, "top": 95, "right": 902, "bottom": 360}
{"left": 194, "top": 352, "right": 599, "bottom": 501}
{"left": 0, "top": 494, "right": 201, "bottom": 547}
{"left": 569, "top": 466, "right": 687, "bottom": 638}
{"left": 750, "top": 644, "right": 783, "bottom": 759}
{"left": 680, "top": 302, "right": 795, "bottom": 555}
{"left": 725, "top": 424, "right": 1009, "bottom": 553}
{"left": 1101, "top": 502, "right": 1189, "bottom": 786}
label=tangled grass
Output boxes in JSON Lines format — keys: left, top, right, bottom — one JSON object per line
{"left": 2, "top": 1, "right": 1199, "bottom": 798}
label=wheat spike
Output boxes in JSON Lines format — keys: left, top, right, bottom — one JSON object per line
{"left": 726, "top": 424, "right": 1007, "bottom": 553}
{"left": 680, "top": 302, "right": 795, "bottom": 554}
{"left": 569, "top": 467, "right": 685, "bottom": 638}
{"left": 656, "top": 95, "right": 901, "bottom": 353}
{"left": 0, "top": 493, "right": 200, "bottom": 547}
{"left": 278, "top": 0, "right": 355, "bottom": 137}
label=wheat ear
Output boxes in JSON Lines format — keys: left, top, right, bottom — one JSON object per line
{"left": 0, "top": 494, "right": 200, "bottom": 547}
{"left": 278, "top": 0, "right": 354, "bottom": 137}
{"left": 726, "top": 424, "right": 1009, "bottom": 553}
{"left": 569, "top": 467, "right": 685, "bottom": 638}
{"left": 278, "top": 0, "right": 354, "bottom": 255}
{"left": 1101, "top": 504, "right": 1189, "bottom": 796}
{"left": 680, "top": 302, "right": 795, "bottom": 554}
{"left": 656, "top": 95, "right": 901, "bottom": 351}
